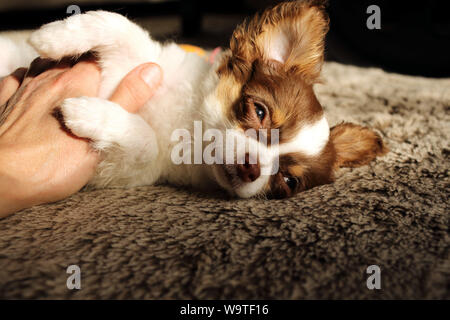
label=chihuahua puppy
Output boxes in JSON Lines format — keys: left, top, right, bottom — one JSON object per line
{"left": 0, "top": 1, "right": 386, "bottom": 198}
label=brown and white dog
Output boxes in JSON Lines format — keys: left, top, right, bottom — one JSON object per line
{"left": 0, "top": 0, "right": 387, "bottom": 198}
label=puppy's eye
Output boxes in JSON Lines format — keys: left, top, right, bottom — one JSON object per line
{"left": 254, "top": 103, "right": 266, "bottom": 122}
{"left": 283, "top": 176, "right": 297, "bottom": 191}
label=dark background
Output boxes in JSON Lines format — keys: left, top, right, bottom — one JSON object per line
{"left": 0, "top": 0, "right": 449, "bottom": 77}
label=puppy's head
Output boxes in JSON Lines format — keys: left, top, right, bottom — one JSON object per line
{"left": 204, "top": 0, "right": 387, "bottom": 198}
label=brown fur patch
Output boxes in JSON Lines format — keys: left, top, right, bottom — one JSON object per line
{"left": 289, "top": 165, "right": 305, "bottom": 177}
{"left": 269, "top": 140, "right": 336, "bottom": 198}
{"left": 230, "top": 0, "right": 329, "bottom": 83}
{"left": 215, "top": 51, "right": 249, "bottom": 122}
{"left": 330, "top": 122, "right": 389, "bottom": 168}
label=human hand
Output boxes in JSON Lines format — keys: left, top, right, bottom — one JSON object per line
{"left": 0, "top": 57, "right": 162, "bottom": 217}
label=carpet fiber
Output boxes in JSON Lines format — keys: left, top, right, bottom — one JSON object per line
{"left": 0, "top": 62, "right": 448, "bottom": 299}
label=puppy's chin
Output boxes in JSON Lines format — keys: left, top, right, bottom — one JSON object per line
{"left": 234, "top": 174, "right": 270, "bottom": 198}
{"left": 211, "top": 164, "right": 269, "bottom": 198}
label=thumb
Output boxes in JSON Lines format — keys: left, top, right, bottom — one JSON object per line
{"left": 109, "top": 63, "right": 162, "bottom": 113}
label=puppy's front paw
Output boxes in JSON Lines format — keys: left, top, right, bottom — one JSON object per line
{"left": 60, "top": 96, "right": 158, "bottom": 158}
{"left": 30, "top": 22, "right": 74, "bottom": 59}
{"left": 60, "top": 97, "right": 103, "bottom": 140}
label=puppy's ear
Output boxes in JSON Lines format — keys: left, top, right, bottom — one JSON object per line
{"left": 230, "top": 0, "right": 329, "bottom": 82}
{"left": 330, "top": 123, "right": 388, "bottom": 169}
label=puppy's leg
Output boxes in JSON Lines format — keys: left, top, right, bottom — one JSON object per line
{"left": 29, "top": 11, "right": 161, "bottom": 98}
{"left": 60, "top": 96, "right": 160, "bottom": 187}
{"left": 28, "top": 11, "right": 159, "bottom": 62}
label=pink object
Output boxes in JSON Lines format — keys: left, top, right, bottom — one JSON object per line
{"left": 209, "top": 47, "right": 222, "bottom": 64}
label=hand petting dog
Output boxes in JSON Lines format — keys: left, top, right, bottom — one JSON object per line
{"left": 0, "top": 57, "right": 162, "bottom": 217}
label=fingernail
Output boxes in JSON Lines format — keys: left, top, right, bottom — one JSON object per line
{"left": 140, "top": 64, "right": 161, "bottom": 87}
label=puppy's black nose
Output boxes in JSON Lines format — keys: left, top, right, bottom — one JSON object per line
{"left": 237, "top": 153, "right": 260, "bottom": 182}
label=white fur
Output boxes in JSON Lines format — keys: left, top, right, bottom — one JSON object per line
{"left": 0, "top": 31, "right": 37, "bottom": 77}
{"left": 277, "top": 116, "right": 329, "bottom": 156}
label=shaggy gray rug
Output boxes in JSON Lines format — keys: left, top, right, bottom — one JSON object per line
{"left": 0, "top": 62, "right": 448, "bottom": 299}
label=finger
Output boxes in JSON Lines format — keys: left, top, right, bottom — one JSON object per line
{"left": 0, "top": 68, "right": 27, "bottom": 106}
{"left": 44, "top": 59, "right": 101, "bottom": 104}
{"left": 61, "top": 59, "right": 101, "bottom": 96}
{"left": 109, "top": 63, "right": 162, "bottom": 113}
{"left": 19, "top": 58, "right": 66, "bottom": 94}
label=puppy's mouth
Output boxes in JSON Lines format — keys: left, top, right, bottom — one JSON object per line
{"left": 212, "top": 163, "right": 271, "bottom": 199}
